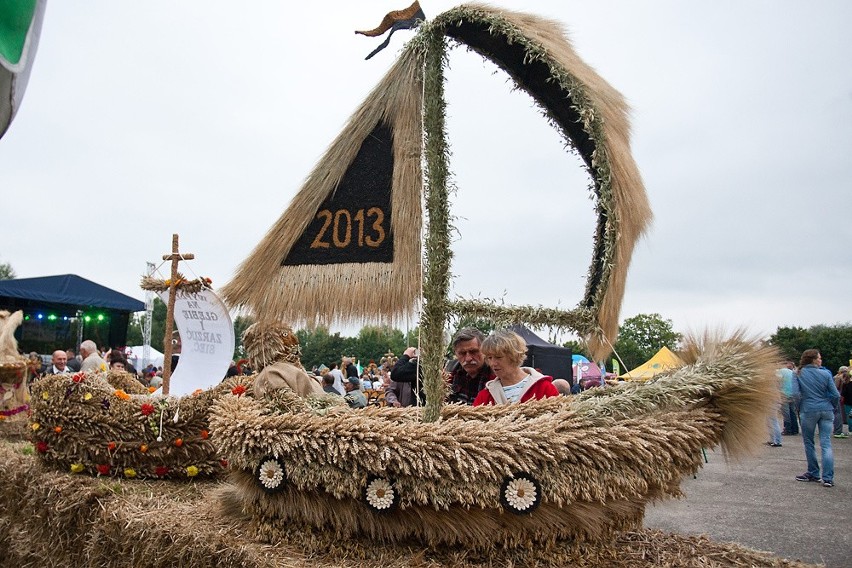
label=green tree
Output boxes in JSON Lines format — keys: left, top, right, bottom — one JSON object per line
{"left": 232, "top": 314, "right": 255, "bottom": 360}
{"left": 770, "top": 324, "right": 852, "bottom": 372}
{"left": 768, "top": 326, "right": 811, "bottom": 362}
{"left": 0, "top": 261, "right": 15, "bottom": 280}
{"left": 562, "top": 339, "right": 588, "bottom": 359}
{"left": 350, "top": 325, "right": 406, "bottom": 365}
{"left": 613, "top": 313, "right": 681, "bottom": 371}
{"left": 297, "top": 326, "right": 347, "bottom": 370}
{"left": 125, "top": 314, "right": 143, "bottom": 346}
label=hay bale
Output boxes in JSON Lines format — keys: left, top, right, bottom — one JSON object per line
{"left": 0, "top": 440, "right": 817, "bottom": 567}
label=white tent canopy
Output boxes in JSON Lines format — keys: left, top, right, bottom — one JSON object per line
{"left": 127, "top": 346, "right": 165, "bottom": 370}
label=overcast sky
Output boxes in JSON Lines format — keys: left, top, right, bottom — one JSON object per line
{"left": 1, "top": 1, "right": 850, "bottom": 341}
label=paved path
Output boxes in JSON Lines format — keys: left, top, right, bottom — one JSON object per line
{"left": 644, "top": 432, "right": 851, "bottom": 568}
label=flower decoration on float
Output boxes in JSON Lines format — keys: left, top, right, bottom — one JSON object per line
{"left": 254, "top": 456, "right": 286, "bottom": 492}
{"left": 364, "top": 476, "right": 399, "bottom": 512}
{"left": 70, "top": 463, "right": 85, "bottom": 474}
{"left": 35, "top": 441, "right": 48, "bottom": 454}
{"left": 96, "top": 464, "right": 110, "bottom": 476}
{"left": 140, "top": 403, "right": 155, "bottom": 417}
{"left": 499, "top": 473, "right": 542, "bottom": 515}
{"left": 186, "top": 465, "right": 199, "bottom": 477}
{"left": 231, "top": 384, "right": 247, "bottom": 397}
{"left": 124, "top": 468, "right": 137, "bottom": 478}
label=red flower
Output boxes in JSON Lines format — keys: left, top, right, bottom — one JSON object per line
{"left": 219, "top": 459, "right": 229, "bottom": 468}
{"left": 96, "top": 464, "right": 110, "bottom": 475}
{"left": 54, "top": 426, "right": 63, "bottom": 434}
{"left": 72, "top": 373, "right": 85, "bottom": 383}
{"left": 107, "top": 441, "right": 116, "bottom": 451}
{"left": 200, "top": 429, "right": 209, "bottom": 440}
{"left": 36, "top": 441, "right": 49, "bottom": 453}
{"left": 140, "top": 403, "right": 155, "bottom": 416}
{"left": 174, "top": 438, "right": 183, "bottom": 447}
{"left": 155, "top": 466, "right": 169, "bottom": 477}
{"left": 231, "top": 384, "right": 246, "bottom": 397}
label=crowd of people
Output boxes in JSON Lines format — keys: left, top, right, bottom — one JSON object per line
{"left": 20, "top": 330, "right": 850, "bottom": 490}
{"left": 26, "top": 340, "right": 174, "bottom": 388}
{"left": 307, "top": 327, "right": 563, "bottom": 410}
{"left": 21, "top": 327, "right": 607, "bottom": 411}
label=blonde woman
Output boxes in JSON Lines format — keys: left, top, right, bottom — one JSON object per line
{"left": 473, "top": 329, "right": 559, "bottom": 406}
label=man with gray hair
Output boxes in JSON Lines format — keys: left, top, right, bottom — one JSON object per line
{"left": 79, "top": 339, "right": 107, "bottom": 373}
{"left": 46, "top": 350, "right": 71, "bottom": 375}
{"left": 447, "top": 327, "right": 494, "bottom": 404}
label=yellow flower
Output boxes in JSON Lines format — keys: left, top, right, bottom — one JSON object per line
{"left": 70, "top": 463, "right": 85, "bottom": 473}
{"left": 31, "top": 422, "right": 40, "bottom": 431}
{"left": 84, "top": 392, "right": 93, "bottom": 401}
{"left": 41, "top": 391, "right": 49, "bottom": 400}
{"left": 186, "top": 465, "right": 199, "bottom": 477}
{"left": 124, "top": 468, "right": 137, "bottom": 478}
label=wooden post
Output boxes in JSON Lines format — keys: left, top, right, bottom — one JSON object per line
{"left": 161, "top": 234, "right": 194, "bottom": 395}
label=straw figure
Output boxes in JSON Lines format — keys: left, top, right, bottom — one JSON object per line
{"left": 242, "top": 321, "right": 325, "bottom": 399}
{"left": 0, "top": 310, "right": 30, "bottom": 420}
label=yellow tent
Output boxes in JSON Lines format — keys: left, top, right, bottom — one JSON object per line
{"left": 620, "top": 347, "right": 685, "bottom": 381}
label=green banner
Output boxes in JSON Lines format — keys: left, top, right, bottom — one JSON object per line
{"left": 0, "top": 0, "right": 38, "bottom": 66}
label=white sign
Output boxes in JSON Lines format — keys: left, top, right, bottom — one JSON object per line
{"left": 157, "top": 288, "right": 235, "bottom": 396}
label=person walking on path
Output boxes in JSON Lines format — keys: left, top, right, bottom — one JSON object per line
{"left": 833, "top": 366, "right": 850, "bottom": 438}
{"left": 793, "top": 349, "right": 841, "bottom": 487}
{"left": 841, "top": 371, "right": 852, "bottom": 438}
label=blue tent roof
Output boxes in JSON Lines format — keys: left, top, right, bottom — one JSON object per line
{"left": 0, "top": 274, "right": 144, "bottom": 312}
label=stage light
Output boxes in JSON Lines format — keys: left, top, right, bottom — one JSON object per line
{"left": 47, "top": 314, "right": 57, "bottom": 321}
{"left": 97, "top": 314, "right": 105, "bottom": 322}
{"left": 84, "top": 315, "right": 91, "bottom": 322}
{"left": 36, "top": 313, "right": 43, "bottom": 320}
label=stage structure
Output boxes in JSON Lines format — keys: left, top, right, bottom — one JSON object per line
{"left": 0, "top": 274, "right": 144, "bottom": 353}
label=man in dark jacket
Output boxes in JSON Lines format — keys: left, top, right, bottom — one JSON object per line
{"left": 390, "top": 347, "right": 425, "bottom": 405}
{"left": 447, "top": 327, "right": 494, "bottom": 404}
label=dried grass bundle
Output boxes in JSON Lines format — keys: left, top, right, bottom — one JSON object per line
{"left": 0, "top": 437, "right": 814, "bottom": 567}
{"left": 140, "top": 274, "right": 211, "bottom": 294}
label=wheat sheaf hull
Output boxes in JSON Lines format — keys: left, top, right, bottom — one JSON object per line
{"left": 211, "top": 333, "right": 780, "bottom": 550}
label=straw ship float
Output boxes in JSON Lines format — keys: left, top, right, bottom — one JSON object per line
{"left": 208, "top": 2, "right": 781, "bottom": 551}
